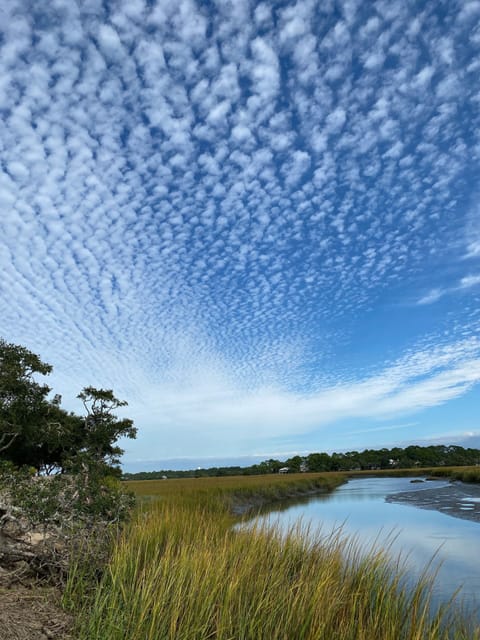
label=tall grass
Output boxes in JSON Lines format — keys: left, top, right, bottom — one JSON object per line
{"left": 69, "top": 474, "right": 479, "bottom": 639}
{"left": 338, "top": 466, "right": 480, "bottom": 483}
{"left": 424, "top": 466, "right": 480, "bottom": 483}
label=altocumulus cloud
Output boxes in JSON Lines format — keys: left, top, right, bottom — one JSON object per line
{"left": 0, "top": 0, "right": 479, "bottom": 462}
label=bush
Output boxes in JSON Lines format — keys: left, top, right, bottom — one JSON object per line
{"left": 0, "top": 461, "right": 135, "bottom": 584}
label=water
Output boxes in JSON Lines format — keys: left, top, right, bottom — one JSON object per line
{"left": 254, "top": 477, "right": 480, "bottom": 616}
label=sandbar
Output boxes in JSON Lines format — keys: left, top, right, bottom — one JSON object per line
{"left": 386, "top": 480, "right": 480, "bottom": 524}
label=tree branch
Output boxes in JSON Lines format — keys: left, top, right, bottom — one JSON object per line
{"left": 0, "top": 431, "right": 17, "bottom": 454}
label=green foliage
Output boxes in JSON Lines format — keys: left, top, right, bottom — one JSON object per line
{"left": 0, "top": 338, "right": 54, "bottom": 469}
{"left": 0, "top": 339, "right": 137, "bottom": 586}
{"left": 0, "top": 338, "right": 136, "bottom": 476}
{"left": 77, "top": 386, "right": 137, "bottom": 470}
{"left": 0, "top": 459, "right": 135, "bottom": 527}
{"left": 305, "top": 451, "right": 333, "bottom": 472}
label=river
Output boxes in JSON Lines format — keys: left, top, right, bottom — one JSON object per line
{"left": 254, "top": 476, "right": 480, "bottom": 616}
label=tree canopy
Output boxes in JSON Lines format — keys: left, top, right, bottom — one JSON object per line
{"left": 0, "top": 338, "right": 136, "bottom": 474}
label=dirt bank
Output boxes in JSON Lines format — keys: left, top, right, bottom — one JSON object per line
{"left": 0, "top": 583, "right": 72, "bottom": 640}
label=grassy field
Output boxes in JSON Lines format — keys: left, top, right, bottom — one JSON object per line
{"left": 124, "top": 472, "right": 346, "bottom": 512}
{"left": 69, "top": 471, "right": 480, "bottom": 639}
{"left": 348, "top": 466, "right": 480, "bottom": 483}
{"left": 421, "top": 466, "right": 480, "bottom": 483}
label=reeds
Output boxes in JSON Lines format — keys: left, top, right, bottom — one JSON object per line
{"left": 425, "top": 467, "right": 480, "bottom": 483}
{"left": 69, "top": 474, "right": 479, "bottom": 639}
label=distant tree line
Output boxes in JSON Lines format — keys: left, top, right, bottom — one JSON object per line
{"left": 123, "top": 445, "right": 480, "bottom": 480}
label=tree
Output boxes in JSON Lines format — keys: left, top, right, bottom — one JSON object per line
{"left": 0, "top": 340, "right": 137, "bottom": 588}
{"left": 0, "top": 338, "right": 53, "bottom": 469}
{"left": 76, "top": 386, "right": 137, "bottom": 473}
{"left": 306, "top": 452, "right": 333, "bottom": 472}
{"left": 285, "top": 455, "right": 304, "bottom": 472}
{"left": 0, "top": 431, "right": 16, "bottom": 454}
{"left": 34, "top": 399, "right": 86, "bottom": 474}
{"left": 0, "top": 339, "right": 137, "bottom": 475}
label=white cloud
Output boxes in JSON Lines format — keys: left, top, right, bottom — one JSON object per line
{"left": 250, "top": 37, "right": 280, "bottom": 101}
{"left": 97, "top": 24, "right": 124, "bottom": 60}
{"left": 460, "top": 274, "right": 480, "bottom": 289}
{"left": 325, "top": 107, "right": 346, "bottom": 133}
{"left": 0, "top": 0, "right": 479, "bottom": 460}
{"left": 122, "top": 338, "right": 480, "bottom": 457}
{"left": 417, "top": 274, "right": 480, "bottom": 304}
{"left": 418, "top": 288, "right": 444, "bottom": 305}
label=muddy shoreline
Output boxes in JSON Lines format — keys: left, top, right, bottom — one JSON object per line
{"left": 385, "top": 480, "right": 480, "bottom": 523}
{"left": 230, "top": 485, "right": 334, "bottom": 516}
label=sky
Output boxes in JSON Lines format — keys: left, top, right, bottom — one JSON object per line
{"left": 1, "top": 0, "right": 480, "bottom": 471}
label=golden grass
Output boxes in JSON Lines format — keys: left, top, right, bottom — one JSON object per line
{"left": 69, "top": 472, "right": 480, "bottom": 640}
{"left": 348, "top": 466, "right": 480, "bottom": 482}
{"left": 421, "top": 466, "right": 480, "bottom": 483}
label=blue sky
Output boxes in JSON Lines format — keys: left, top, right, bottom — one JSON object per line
{"left": 1, "top": 0, "right": 480, "bottom": 470}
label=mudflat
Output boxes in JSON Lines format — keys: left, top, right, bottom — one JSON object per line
{"left": 385, "top": 480, "right": 480, "bottom": 523}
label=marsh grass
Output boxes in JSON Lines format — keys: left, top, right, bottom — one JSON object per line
{"left": 352, "top": 466, "right": 480, "bottom": 483}
{"left": 424, "top": 466, "right": 480, "bottom": 483}
{"left": 69, "top": 474, "right": 479, "bottom": 639}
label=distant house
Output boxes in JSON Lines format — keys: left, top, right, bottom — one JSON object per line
{"left": 278, "top": 467, "right": 289, "bottom": 474}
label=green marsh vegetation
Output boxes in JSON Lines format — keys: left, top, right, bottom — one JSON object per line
{"left": 425, "top": 466, "right": 480, "bottom": 483}
{"left": 349, "top": 466, "right": 480, "bottom": 482}
{"left": 69, "top": 473, "right": 480, "bottom": 640}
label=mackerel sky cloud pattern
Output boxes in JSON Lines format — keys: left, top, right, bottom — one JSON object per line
{"left": 1, "top": 0, "right": 479, "bottom": 464}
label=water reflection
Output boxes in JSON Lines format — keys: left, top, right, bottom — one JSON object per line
{"left": 254, "top": 477, "right": 480, "bottom": 616}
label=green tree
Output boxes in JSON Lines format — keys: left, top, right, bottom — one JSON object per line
{"left": 285, "top": 455, "right": 304, "bottom": 472}
{"left": 306, "top": 452, "right": 332, "bottom": 472}
{"left": 76, "top": 386, "right": 137, "bottom": 473}
{"left": 0, "top": 340, "right": 137, "bottom": 475}
{"left": 0, "top": 338, "right": 53, "bottom": 469}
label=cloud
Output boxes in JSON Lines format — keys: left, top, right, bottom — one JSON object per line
{"left": 466, "top": 241, "right": 480, "bottom": 258}
{"left": 97, "top": 24, "right": 124, "bottom": 60}
{"left": 417, "top": 289, "right": 445, "bottom": 305}
{"left": 417, "top": 274, "right": 480, "bottom": 305}
{"left": 249, "top": 36, "right": 280, "bottom": 103}
{"left": 120, "top": 337, "right": 480, "bottom": 457}
{"left": 459, "top": 274, "right": 480, "bottom": 289}
{"left": 0, "top": 0, "right": 479, "bottom": 460}
{"left": 345, "top": 422, "right": 418, "bottom": 436}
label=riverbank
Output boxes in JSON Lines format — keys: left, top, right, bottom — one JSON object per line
{"left": 229, "top": 478, "right": 345, "bottom": 515}
{"left": 126, "top": 472, "right": 347, "bottom": 518}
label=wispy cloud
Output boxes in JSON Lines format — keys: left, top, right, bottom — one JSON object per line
{"left": 418, "top": 289, "right": 445, "bottom": 305}
{"left": 417, "top": 274, "right": 480, "bottom": 305}
{"left": 346, "top": 423, "right": 418, "bottom": 437}
{"left": 119, "top": 338, "right": 480, "bottom": 457}
{"left": 460, "top": 275, "right": 480, "bottom": 289}
{"left": 466, "top": 241, "right": 480, "bottom": 259}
